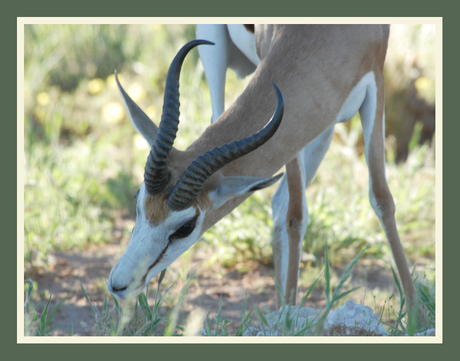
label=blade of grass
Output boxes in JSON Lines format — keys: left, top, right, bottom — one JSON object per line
{"left": 324, "top": 240, "right": 330, "bottom": 304}
{"left": 249, "top": 298, "right": 270, "bottom": 335}
{"left": 81, "top": 283, "right": 98, "bottom": 319}
{"left": 47, "top": 294, "right": 68, "bottom": 326}
{"left": 298, "top": 270, "right": 323, "bottom": 309}
{"left": 331, "top": 245, "right": 369, "bottom": 302}
{"left": 314, "top": 244, "right": 369, "bottom": 335}
{"left": 39, "top": 295, "right": 52, "bottom": 336}
{"left": 24, "top": 279, "right": 34, "bottom": 313}
{"left": 164, "top": 275, "right": 192, "bottom": 336}
{"left": 235, "top": 295, "right": 255, "bottom": 336}
{"left": 215, "top": 294, "right": 223, "bottom": 336}
{"left": 332, "top": 286, "right": 362, "bottom": 303}
{"left": 390, "top": 266, "right": 407, "bottom": 333}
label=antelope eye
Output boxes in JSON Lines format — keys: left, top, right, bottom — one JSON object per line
{"left": 171, "top": 222, "right": 196, "bottom": 240}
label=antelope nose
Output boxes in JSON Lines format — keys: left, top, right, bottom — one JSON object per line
{"left": 107, "top": 265, "right": 131, "bottom": 299}
{"left": 107, "top": 277, "right": 130, "bottom": 299}
{"left": 107, "top": 280, "right": 127, "bottom": 294}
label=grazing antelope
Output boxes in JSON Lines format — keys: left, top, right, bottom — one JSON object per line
{"left": 107, "top": 25, "right": 415, "bottom": 313}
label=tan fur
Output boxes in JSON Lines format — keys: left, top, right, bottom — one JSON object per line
{"left": 285, "top": 157, "right": 304, "bottom": 305}
{"left": 199, "top": 25, "right": 389, "bottom": 228}
{"left": 196, "top": 183, "right": 214, "bottom": 211}
{"left": 144, "top": 193, "right": 170, "bottom": 226}
{"left": 190, "top": 25, "right": 414, "bottom": 310}
{"left": 188, "top": 25, "right": 387, "bottom": 176}
{"left": 143, "top": 165, "right": 215, "bottom": 225}
{"left": 367, "top": 72, "right": 416, "bottom": 307}
{"left": 140, "top": 25, "right": 414, "bottom": 310}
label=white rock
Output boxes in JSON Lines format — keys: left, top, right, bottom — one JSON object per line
{"left": 260, "top": 305, "right": 320, "bottom": 336}
{"left": 242, "top": 326, "right": 261, "bottom": 336}
{"left": 415, "top": 328, "right": 436, "bottom": 336}
{"left": 200, "top": 299, "right": 435, "bottom": 337}
{"left": 323, "top": 299, "right": 388, "bottom": 336}
{"left": 200, "top": 328, "right": 215, "bottom": 336}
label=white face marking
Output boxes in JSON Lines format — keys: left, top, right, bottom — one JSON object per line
{"left": 107, "top": 183, "right": 206, "bottom": 299}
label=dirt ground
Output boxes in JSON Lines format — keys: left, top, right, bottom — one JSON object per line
{"left": 25, "top": 220, "right": 403, "bottom": 337}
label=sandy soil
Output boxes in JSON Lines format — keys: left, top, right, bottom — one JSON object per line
{"left": 24, "top": 220, "right": 401, "bottom": 337}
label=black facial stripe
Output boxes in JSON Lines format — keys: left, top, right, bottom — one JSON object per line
{"left": 142, "top": 242, "right": 170, "bottom": 285}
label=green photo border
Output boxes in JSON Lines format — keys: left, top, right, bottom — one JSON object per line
{"left": 8, "top": 0, "right": 452, "bottom": 358}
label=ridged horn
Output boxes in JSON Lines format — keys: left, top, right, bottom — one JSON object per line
{"left": 144, "top": 39, "right": 214, "bottom": 195}
{"left": 168, "top": 82, "right": 284, "bottom": 211}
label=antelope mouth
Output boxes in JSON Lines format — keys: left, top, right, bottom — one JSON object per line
{"left": 141, "top": 242, "right": 170, "bottom": 286}
{"left": 108, "top": 242, "right": 170, "bottom": 299}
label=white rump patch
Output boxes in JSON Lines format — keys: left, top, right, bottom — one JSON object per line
{"left": 335, "top": 71, "right": 377, "bottom": 127}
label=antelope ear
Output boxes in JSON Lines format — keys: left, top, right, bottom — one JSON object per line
{"left": 209, "top": 173, "right": 283, "bottom": 209}
{"left": 115, "top": 71, "right": 158, "bottom": 147}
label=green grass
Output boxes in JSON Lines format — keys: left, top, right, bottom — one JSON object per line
{"left": 24, "top": 279, "right": 68, "bottom": 336}
{"left": 23, "top": 241, "right": 435, "bottom": 336}
{"left": 23, "top": 24, "right": 212, "bottom": 272}
{"left": 23, "top": 24, "right": 436, "bottom": 336}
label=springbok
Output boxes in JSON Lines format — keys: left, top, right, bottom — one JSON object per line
{"left": 107, "top": 25, "right": 415, "bottom": 312}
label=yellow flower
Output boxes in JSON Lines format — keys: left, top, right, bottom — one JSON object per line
{"left": 415, "top": 77, "right": 433, "bottom": 92}
{"left": 36, "top": 92, "right": 50, "bottom": 106}
{"left": 103, "top": 102, "right": 124, "bottom": 123}
{"left": 145, "top": 105, "right": 159, "bottom": 125}
{"left": 87, "top": 78, "right": 105, "bottom": 95}
{"left": 34, "top": 107, "right": 47, "bottom": 122}
{"left": 128, "top": 83, "right": 144, "bottom": 102}
{"left": 134, "top": 134, "right": 149, "bottom": 150}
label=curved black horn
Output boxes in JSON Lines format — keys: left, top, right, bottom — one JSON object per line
{"left": 168, "top": 82, "right": 284, "bottom": 211}
{"left": 144, "top": 39, "right": 214, "bottom": 195}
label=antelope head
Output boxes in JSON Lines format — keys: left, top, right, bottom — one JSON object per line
{"left": 107, "top": 40, "right": 284, "bottom": 299}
